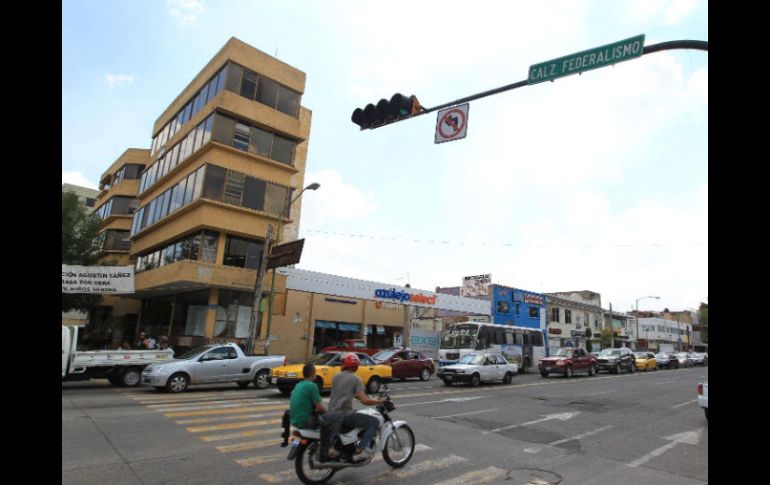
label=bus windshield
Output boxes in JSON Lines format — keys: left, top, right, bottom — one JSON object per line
{"left": 441, "top": 324, "right": 478, "bottom": 349}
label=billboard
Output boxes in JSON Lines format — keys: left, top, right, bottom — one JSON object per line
{"left": 460, "top": 274, "right": 491, "bottom": 297}
{"left": 62, "top": 265, "right": 135, "bottom": 294}
{"left": 409, "top": 330, "right": 441, "bottom": 359}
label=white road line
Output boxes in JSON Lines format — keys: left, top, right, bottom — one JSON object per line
{"left": 485, "top": 412, "right": 580, "bottom": 434}
{"left": 175, "top": 411, "right": 283, "bottom": 424}
{"left": 549, "top": 425, "right": 614, "bottom": 445}
{"left": 670, "top": 399, "right": 698, "bottom": 409}
{"left": 433, "top": 408, "right": 499, "bottom": 419}
{"left": 399, "top": 396, "right": 482, "bottom": 407}
{"left": 379, "top": 455, "right": 467, "bottom": 480}
{"left": 627, "top": 441, "right": 679, "bottom": 467}
{"left": 578, "top": 390, "right": 615, "bottom": 396}
{"left": 652, "top": 380, "right": 676, "bottom": 385}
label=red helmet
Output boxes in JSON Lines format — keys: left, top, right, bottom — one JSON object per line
{"left": 342, "top": 353, "right": 360, "bottom": 372}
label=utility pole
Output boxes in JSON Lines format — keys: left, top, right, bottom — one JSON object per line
{"left": 608, "top": 303, "right": 614, "bottom": 350}
{"left": 246, "top": 225, "right": 273, "bottom": 355}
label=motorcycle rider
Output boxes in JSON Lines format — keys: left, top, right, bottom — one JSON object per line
{"left": 289, "top": 363, "right": 327, "bottom": 429}
{"left": 321, "top": 353, "right": 385, "bottom": 461}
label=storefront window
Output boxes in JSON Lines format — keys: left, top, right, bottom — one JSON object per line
{"left": 171, "top": 290, "right": 210, "bottom": 337}
{"left": 312, "top": 321, "right": 361, "bottom": 354}
{"left": 365, "top": 325, "right": 398, "bottom": 349}
{"left": 140, "top": 296, "right": 174, "bottom": 340}
{"left": 214, "top": 291, "right": 254, "bottom": 339}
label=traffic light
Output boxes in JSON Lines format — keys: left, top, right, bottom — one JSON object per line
{"left": 351, "top": 93, "right": 423, "bottom": 130}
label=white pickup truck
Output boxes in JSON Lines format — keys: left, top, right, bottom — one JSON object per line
{"left": 62, "top": 325, "right": 174, "bottom": 387}
{"left": 141, "top": 343, "right": 286, "bottom": 392}
{"left": 436, "top": 352, "right": 518, "bottom": 387}
{"left": 698, "top": 381, "right": 708, "bottom": 420}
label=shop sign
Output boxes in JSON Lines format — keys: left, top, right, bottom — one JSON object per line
{"left": 374, "top": 288, "right": 437, "bottom": 305}
{"left": 62, "top": 265, "right": 135, "bottom": 294}
{"left": 523, "top": 294, "right": 544, "bottom": 305}
{"left": 548, "top": 327, "right": 562, "bottom": 335}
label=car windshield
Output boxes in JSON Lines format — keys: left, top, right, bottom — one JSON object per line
{"left": 441, "top": 325, "right": 478, "bottom": 349}
{"left": 655, "top": 354, "right": 667, "bottom": 358}
{"left": 307, "top": 352, "right": 338, "bottom": 365}
{"left": 372, "top": 350, "right": 398, "bottom": 361}
{"left": 634, "top": 352, "right": 648, "bottom": 358}
{"left": 175, "top": 345, "right": 215, "bottom": 360}
{"left": 554, "top": 348, "right": 574, "bottom": 357}
{"left": 457, "top": 354, "right": 484, "bottom": 365}
{"left": 600, "top": 349, "right": 621, "bottom": 357}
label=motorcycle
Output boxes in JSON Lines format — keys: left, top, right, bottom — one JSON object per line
{"left": 282, "top": 389, "right": 415, "bottom": 485}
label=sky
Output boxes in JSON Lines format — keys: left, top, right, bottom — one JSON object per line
{"left": 62, "top": 0, "right": 708, "bottom": 314}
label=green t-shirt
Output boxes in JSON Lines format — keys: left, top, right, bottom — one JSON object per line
{"left": 289, "top": 380, "right": 321, "bottom": 427}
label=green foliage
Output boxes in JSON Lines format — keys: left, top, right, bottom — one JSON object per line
{"left": 699, "top": 302, "right": 708, "bottom": 326}
{"left": 600, "top": 328, "right": 613, "bottom": 347}
{"left": 62, "top": 192, "right": 103, "bottom": 312}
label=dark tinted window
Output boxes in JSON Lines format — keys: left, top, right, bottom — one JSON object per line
{"left": 243, "top": 177, "right": 266, "bottom": 211}
{"left": 203, "top": 165, "right": 226, "bottom": 200}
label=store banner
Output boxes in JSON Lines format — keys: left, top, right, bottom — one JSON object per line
{"left": 409, "top": 330, "right": 441, "bottom": 359}
{"left": 460, "top": 274, "right": 491, "bottom": 297}
{"left": 62, "top": 265, "right": 135, "bottom": 294}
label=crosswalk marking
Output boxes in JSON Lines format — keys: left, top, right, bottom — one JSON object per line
{"left": 235, "top": 453, "right": 286, "bottom": 467}
{"left": 150, "top": 401, "right": 280, "bottom": 412}
{"left": 148, "top": 398, "right": 281, "bottom": 408}
{"left": 378, "top": 454, "right": 467, "bottom": 481}
{"left": 176, "top": 411, "right": 283, "bottom": 424}
{"left": 259, "top": 469, "right": 296, "bottom": 483}
{"left": 217, "top": 439, "right": 282, "bottom": 453}
{"left": 186, "top": 418, "right": 282, "bottom": 433}
{"left": 164, "top": 405, "right": 287, "bottom": 417}
{"left": 432, "top": 466, "right": 508, "bottom": 485}
{"left": 199, "top": 427, "right": 278, "bottom": 442}
{"left": 132, "top": 392, "right": 260, "bottom": 404}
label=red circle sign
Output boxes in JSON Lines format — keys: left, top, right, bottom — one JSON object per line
{"left": 438, "top": 108, "right": 467, "bottom": 139}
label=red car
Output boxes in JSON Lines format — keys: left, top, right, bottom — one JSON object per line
{"left": 321, "top": 339, "right": 380, "bottom": 356}
{"left": 372, "top": 348, "right": 435, "bottom": 381}
{"left": 538, "top": 347, "right": 597, "bottom": 378}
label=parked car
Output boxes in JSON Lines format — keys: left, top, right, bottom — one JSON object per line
{"left": 634, "top": 352, "right": 658, "bottom": 371}
{"left": 697, "top": 382, "right": 708, "bottom": 420}
{"left": 271, "top": 351, "right": 392, "bottom": 396}
{"left": 690, "top": 352, "right": 708, "bottom": 366}
{"left": 437, "top": 352, "right": 518, "bottom": 387}
{"left": 141, "top": 343, "right": 286, "bottom": 393}
{"left": 674, "top": 352, "right": 693, "bottom": 368}
{"left": 539, "top": 347, "right": 597, "bottom": 378}
{"left": 372, "top": 348, "right": 435, "bottom": 381}
{"left": 321, "top": 339, "right": 381, "bottom": 356}
{"left": 655, "top": 353, "right": 679, "bottom": 369}
{"left": 596, "top": 347, "right": 636, "bottom": 374}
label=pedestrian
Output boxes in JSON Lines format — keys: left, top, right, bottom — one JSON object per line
{"left": 120, "top": 341, "right": 132, "bottom": 350}
{"left": 159, "top": 336, "right": 172, "bottom": 352}
{"left": 135, "top": 332, "right": 147, "bottom": 350}
{"left": 145, "top": 335, "right": 157, "bottom": 350}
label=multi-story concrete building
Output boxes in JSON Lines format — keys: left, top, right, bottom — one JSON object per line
{"left": 632, "top": 317, "right": 693, "bottom": 352}
{"left": 603, "top": 309, "right": 633, "bottom": 348}
{"left": 546, "top": 290, "right": 603, "bottom": 351}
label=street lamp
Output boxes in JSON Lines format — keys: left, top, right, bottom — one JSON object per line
{"left": 263, "top": 182, "right": 320, "bottom": 355}
{"left": 635, "top": 296, "right": 659, "bottom": 351}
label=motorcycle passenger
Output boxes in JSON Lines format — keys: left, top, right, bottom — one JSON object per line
{"left": 289, "top": 363, "right": 326, "bottom": 429}
{"left": 324, "top": 353, "right": 385, "bottom": 460}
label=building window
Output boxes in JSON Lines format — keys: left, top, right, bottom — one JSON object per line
{"left": 101, "top": 230, "right": 131, "bottom": 251}
{"left": 214, "top": 290, "right": 254, "bottom": 339}
{"left": 131, "top": 166, "right": 206, "bottom": 235}
{"left": 565, "top": 309, "right": 572, "bottom": 324}
{"left": 199, "top": 164, "right": 293, "bottom": 217}
{"left": 171, "top": 290, "right": 210, "bottom": 337}
{"left": 223, "top": 235, "right": 264, "bottom": 269}
{"left": 135, "top": 230, "right": 218, "bottom": 273}
{"left": 529, "top": 306, "right": 539, "bottom": 318}
{"left": 551, "top": 307, "right": 559, "bottom": 323}
{"left": 224, "top": 62, "right": 301, "bottom": 118}
{"left": 96, "top": 196, "right": 138, "bottom": 219}
{"left": 497, "top": 301, "right": 510, "bottom": 313}
{"left": 210, "top": 112, "right": 296, "bottom": 166}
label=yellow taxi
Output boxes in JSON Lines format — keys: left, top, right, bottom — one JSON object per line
{"left": 634, "top": 351, "right": 658, "bottom": 371}
{"left": 271, "top": 351, "right": 393, "bottom": 396}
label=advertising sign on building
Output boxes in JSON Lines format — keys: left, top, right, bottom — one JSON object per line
{"left": 409, "top": 330, "right": 441, "bottom": 359}
{"left": 460, "top": 274, "right": 491, "bottom": 297}
{"left": 62, "top": 265, "right": 135, "bottom": 294}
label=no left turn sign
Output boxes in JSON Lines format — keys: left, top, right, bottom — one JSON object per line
{"left": 435, "top": 103, "right": 469, "bottom": 144}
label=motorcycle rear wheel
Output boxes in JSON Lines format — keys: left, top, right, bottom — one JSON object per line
{"left": 295, "top": 441, "right": 336, "bottom": 485}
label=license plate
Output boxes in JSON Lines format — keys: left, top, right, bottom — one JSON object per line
{"left": 271, "top": 377, "right": 278, "bottom": 385}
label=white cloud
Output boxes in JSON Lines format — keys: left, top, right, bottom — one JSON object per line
{"left": 167, "top": 0, "right": 205, "bottom": 25}
{"left": 62, "top": 171, "right": 98, "bottom": 190}
{"left": 105, "top": 73, "right": 136, "bottom": 88}
{"left": 298, "top": 169, "right": 378, "bottom": 228}
{"left": 663, "top": 0, "right": 697, "bottom": 25}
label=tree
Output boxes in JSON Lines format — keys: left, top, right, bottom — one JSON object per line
{"left": 62, "top": 192, "right": 103, "bottom": 312}
{"left": 699, "top": 302, "right": 708, "bottom": 326}
{"left": 600, "top": 328, "right": 613, "bottom": 348}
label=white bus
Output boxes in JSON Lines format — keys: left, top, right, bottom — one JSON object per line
{"left": 438, "top": 322, "right": 546, "bottom": 373}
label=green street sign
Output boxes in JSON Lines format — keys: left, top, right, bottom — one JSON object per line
{"left": 528, "top": 34, "right": 645, "bottom": 85}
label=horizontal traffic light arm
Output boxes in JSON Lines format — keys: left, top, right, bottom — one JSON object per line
{"left": 352, "top": 40, "right": 708, "bottom": 130}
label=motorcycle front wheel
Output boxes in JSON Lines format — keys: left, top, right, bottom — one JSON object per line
{"left": 383, "top": 424, "right": 416, "bottom": 468}
{"left": 295, "top": 441, "right": 336, "bottom": 485}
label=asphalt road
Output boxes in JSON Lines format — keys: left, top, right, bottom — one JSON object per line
{"left": 62, "top": 365, "right": 708, "bottom": 485}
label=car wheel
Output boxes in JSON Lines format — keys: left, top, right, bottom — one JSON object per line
{"left": 166, "top": 373, "right": 189, "bottom": 393}
{"left": 565, "top": 366, "right": 573, "bottom": 378}
{"left": 629, "top": 363, "right": 635, "bottom": 373}
{"left": 470, "top": 374, "right": 480, "bottom": 387}
{"left": 540, "top": 371, "right": 548, "bottom": 378}
{"left": 253, "top": 369, "right": 271, "bottom": 390}
{"left": 503, "top": 372, "right": 513, "bottom": 384}
{"left": 367, "top": 376, "right": 381, "bottom": 394}
{"left": 614, "top": 364, "right": 621, "bottom": 374}
{"left": 419, "top": 368, "right": 431, "bottom": 381}
{"left": 588, "top": 365, "right": 595, "bottom": 376}
{"left": 120, "top": 367, "right": 142, "bottom": 387}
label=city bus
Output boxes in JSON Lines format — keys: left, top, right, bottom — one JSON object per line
{"left": 438, "top": 321, "right": 546, "bottom": 373}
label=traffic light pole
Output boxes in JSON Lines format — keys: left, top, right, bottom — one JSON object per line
{"left": 359, "top": 40, "right": 708, "bottom": 130}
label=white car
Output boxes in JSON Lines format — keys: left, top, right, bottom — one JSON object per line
{"left": 436, "top": 352, "right": 518, "bottom": 387}
{"left": 698, "top": 382, "right": 708, "bottom": 420}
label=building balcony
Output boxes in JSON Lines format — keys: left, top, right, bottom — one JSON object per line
{"left": 134, "top": 259, "right": 285, "bottom": 298}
